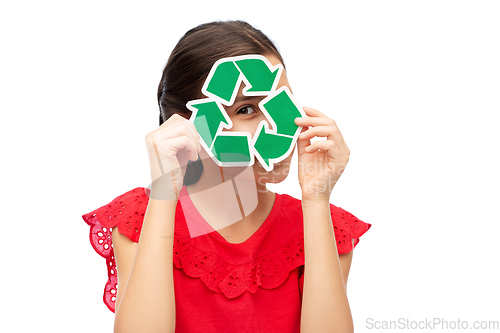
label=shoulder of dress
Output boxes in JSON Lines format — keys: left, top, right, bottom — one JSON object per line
{"left": 275, "top": 193, "right": 371, "bottom": 254}
{"left": 82, "top": 187, "right": 150, "bottom": 241}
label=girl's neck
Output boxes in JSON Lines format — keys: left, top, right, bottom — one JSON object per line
{"left": 184, "top": 157, "right": 275, "bottom": 243}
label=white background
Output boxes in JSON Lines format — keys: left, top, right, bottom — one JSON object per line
{"left": 2, "top": 0, "right": 499, "bottom": 332}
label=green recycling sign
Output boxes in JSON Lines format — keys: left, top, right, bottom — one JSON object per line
{"left": 187, "top": 55, "right": 305, "bottom": 171}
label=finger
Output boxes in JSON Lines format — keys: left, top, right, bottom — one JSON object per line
{"left": 299, "top": 126, "right": 336, "bottom": 141}
{"left": 305, "top": 139, "right": 341, "bottom": 159}
{"left": 180, "top": 119, "right": 202, "bottom": 152}
{"left": 297, "top": 115, "right": 349, "bottom": 150}
{"left": 170, "top": 136, "right": 199, "bottom": 161}
{"left": 295, "top": 116, "right": 337, "bottom": 128}
{"left": 299, "top": 124, "right": 348, "bottom": 155}
{"left": 155, "top": 122, "right": 199, "bottom": 141}
{"left": 303, "top": 106, "right": 329, "bottom": 118}
{"left": 156, "top": 121, "right": 201, "bottom": 153}
{"left": 156, "top": 134, "right": 199, "bottom": 165}
{"left": 160, "top": 114, "right": 200, "bottom": 144}
{"left": 295, "top": 126, "right": 311, "bottom": 158}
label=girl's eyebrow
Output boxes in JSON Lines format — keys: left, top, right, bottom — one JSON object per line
{"left": 234, "top": 95, "right": 263, "bottom": 103}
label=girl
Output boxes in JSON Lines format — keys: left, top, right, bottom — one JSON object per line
{"left": 83, "top": 20, "right": 370, "bottom": 333}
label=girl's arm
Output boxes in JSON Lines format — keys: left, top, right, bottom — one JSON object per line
{"left": 113, "top": 199, "right": 177, "bottom": 333}
{"left": 113, "top": 114, "right": 201, "bottom": 333}
{"left": 295, "top": 107, "right": 354, "bottom": 333}
{"left": 301, "top": 200, "right": 353, "bottom": 333}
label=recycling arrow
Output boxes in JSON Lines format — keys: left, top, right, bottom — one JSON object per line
{"left": 253, "top": 125, "right": 294, "bottom": 168}
{"left": 187, "top": 98, "right": 253, "bottom": 166}
{"left": 260, "top": 87, "right": 304, "bottom": 137}
{"left": 204, "top": 61, "right": 241, "bottom": 105}
{"left": 235, "top": 58, "right": 280, "bottom": 94}
{"left": 188, "top": 100, "right": 230, "bottom": 147}
{"left": 253, "top": 87, "right": 303, "bottom": 170}
{"left": 188, "top": 54, "right": 306, "bottom": 171}
{"left": 202, "top": 55, "right": 282, "bottom": 105}
{"left": 211, "top": 134, "right": 251, "bottom": 163}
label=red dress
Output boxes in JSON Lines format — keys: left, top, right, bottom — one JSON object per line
{"left": 82, "top": 186, "right": 371, "bottom": 332}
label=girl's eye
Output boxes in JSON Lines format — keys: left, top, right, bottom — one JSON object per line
{"left": 236, "top": 106, "right": 256, "bottom": 115}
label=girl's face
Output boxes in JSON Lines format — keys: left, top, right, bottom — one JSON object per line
{"left": 221, "top": 54, "right": 296, "bottom": 185}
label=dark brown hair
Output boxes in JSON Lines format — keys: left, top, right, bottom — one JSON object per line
{"left": 157, "top": 20, "right": 285, "bottom": 185}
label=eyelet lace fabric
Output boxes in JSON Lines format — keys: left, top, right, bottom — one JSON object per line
{"left": 173, "top": 233, "right": 305, "bottom": 299}
{"left": 82, "top": 188, "right": 147, "bottom": 312}
{"left": 82, "top": 188, "right": 371, "bottom": 313}
{"left": 331, "top": 205, "right": 368, "bottom": 251}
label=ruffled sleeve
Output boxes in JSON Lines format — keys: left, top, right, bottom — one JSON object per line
{"left": 81, "top": 187, "right": 149, "bottom": 312}
{"left": 330, "top": 205, "right": 371, "bottom": 254}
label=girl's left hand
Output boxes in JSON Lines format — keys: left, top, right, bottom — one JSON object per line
{"left": 294, "top": 107, "right": 350, "bottom": 201}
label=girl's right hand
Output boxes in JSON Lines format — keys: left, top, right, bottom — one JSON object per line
{"left": 145, "top": 114, "right": 201, "bottom": 199}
